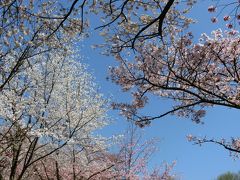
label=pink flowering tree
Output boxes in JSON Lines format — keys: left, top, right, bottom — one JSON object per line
{"left": 108, "top": 4, "right": 240, "bottom": 155}
{"left": 97, "top": 0, "right": 195, "bottom": 53}
{"left": 16, "top": 146, "right": 119, "bottom": 180}
{"left": 110, "top": 29, "right": 240, "bottom": 125}
{"left": 0, "top": 121, "right": 176, "bottom": 179}
{"left": 109, "top": 123, "right": 176, "bottom": 180}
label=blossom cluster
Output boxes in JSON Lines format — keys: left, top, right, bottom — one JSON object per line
{"left": 208, "top": 1, "right": 240, "bottom": 29}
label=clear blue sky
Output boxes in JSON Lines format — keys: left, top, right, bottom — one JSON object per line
{"left": 81, "top": 1, "right": 240, "bottom": 179}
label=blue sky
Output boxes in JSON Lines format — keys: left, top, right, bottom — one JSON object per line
{"left": 81, "top": 1, "right": 240, "bottom": 179}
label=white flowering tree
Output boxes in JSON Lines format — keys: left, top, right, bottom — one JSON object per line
{"left": 0, "top": 1, "right": 118, "bottom": 179}
{"left": 0, "top": 47, "right": 111, "bottom": 179}
{"left": 0, "top": 0, "right": 89, "bottom": 91}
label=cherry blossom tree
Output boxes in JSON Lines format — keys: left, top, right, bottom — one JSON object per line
{"left": 0, "top": 0, "right": 88, "bottom": 91}
{"left": 0, "top": 1, "right": 117, "bottom": 179}
{"left": 97, "top": 0, "right": 240, "bottom": 54}
{"left": 19, "top": 123, "right": 176, "bottom": 180}
{"left": 110, "top": 29, "right": 240, "bottom": 126}
{"left": 106, "top": 0, "right": 240, "bottom": 158}
{"left": 0, "top": 47, "right": 110, "bottom": 179}
{"left": 96, "top": 0, "right": 195, "bottom": 54}
{"left": 111, "top": 123, "right": 176, "bottom": 180}
{"left": 17, "top": 145, "right": 118, "bottom": 180}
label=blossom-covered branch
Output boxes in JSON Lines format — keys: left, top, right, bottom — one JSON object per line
{"left": 187, "top": 135, "right": 240, "bottom": 159}
{"left": 110, "top": 29, "right": 240, "bottom": 126}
